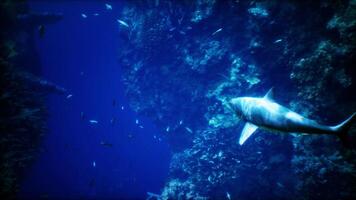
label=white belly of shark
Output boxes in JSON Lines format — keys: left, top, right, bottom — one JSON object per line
{"left": 229, "top": 88, "right": 355, "bottom": 146}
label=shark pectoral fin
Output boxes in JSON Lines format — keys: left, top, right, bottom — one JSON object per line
{"left": 239, "top": 122, "right": 258, "bottom": 145}
{"left": 263, "top": 87, "right": 274, "bottom": 101}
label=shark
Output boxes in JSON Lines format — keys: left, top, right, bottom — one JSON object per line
{"left": 228, "top": 88, "right": 355, "bottom": 146}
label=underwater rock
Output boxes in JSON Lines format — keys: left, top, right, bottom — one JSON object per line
{"left": 248, "top": 5, "right": 269, "bottom": 17}
{"left": 182, "top": 40, "right": 228, "bottom": 74}
{"left": 190, "top": 0, "right": 216, "bottom": 23}
{"left": 118, "top": 0, "right": 355, "bottom": 199}
{"left": 15, "top": 69, "right": 66, "bottom": 94}
{"left": 0, "top": 60, "right": 49, "bottom": 199}
{"left": 327, "top": 0, "right": 356, "bottom": 44}
{"left": 0, "top": 1, "right": 63, "bottom": 198}
{"left": 16, "top": 12, "right": 63, "bottom": 27}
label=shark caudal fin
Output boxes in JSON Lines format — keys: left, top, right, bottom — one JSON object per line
{"left": 332, "top": 113, "right": 356, "bottom": 147}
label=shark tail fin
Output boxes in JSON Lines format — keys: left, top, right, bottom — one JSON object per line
{"left": 333, "top": 113, "right": 355, "bottom": 147}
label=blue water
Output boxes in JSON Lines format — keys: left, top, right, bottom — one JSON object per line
{"left": 10, "top": 1, "right": 354, "bottom": 200}
{"left": 19, "top": 2, "right": 170, "bottom": 199}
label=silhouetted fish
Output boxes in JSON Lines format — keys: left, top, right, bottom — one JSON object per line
{"left": 100, "top": 141, "right": 113, "bottom": 147}
{"left": 38, "top": 25, "right": 45, "bottom": 38}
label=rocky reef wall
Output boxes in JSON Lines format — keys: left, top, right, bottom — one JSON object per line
{"left": 118, "top": 0, "right": 356, "bottom": 199}
{"left": 0, "top": 1, "right": 63, "bottom": 198}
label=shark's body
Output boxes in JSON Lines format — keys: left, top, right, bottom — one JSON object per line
{"left": 229, "top": 88, "right": 355, "bottom": 145}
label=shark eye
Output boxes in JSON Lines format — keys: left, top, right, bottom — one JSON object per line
{"left": 236, "top": 109, "right": 243, "bottom": 117}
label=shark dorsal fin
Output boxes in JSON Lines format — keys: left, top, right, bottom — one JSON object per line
{"left": 263, "top": 87, "right": 274, "bottom": 101}
{"left": 239, "top": 122, "right": 258, "bottom": 145}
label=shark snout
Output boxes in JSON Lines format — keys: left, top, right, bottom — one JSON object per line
{"left": 229, "top": 98, "right": 242, "bottom": 109}
{"left": 228, "top": 98, "right": 244, "bottom": 117}
{"left": 227, "top": 99, "right": 236, "bottom": 111}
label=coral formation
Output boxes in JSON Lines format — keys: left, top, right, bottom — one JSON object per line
{"left": 118, "top": 0, "right": 356, "bottom": 199}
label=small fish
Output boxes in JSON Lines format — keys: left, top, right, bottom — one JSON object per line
{"left": 166, "top": 126, "right": 170, "bottom": 132}
{"left": 147, "top": 192, "right": 161, "bottom": 199}
{"left": 277, "top": 182, "right": 284, "bottom": 188}
{"left": 105, "top": 3, "right": 112, "bottom": 10}
{"left": 179, "top": 120, "right": 183, "bottom": 125}
{"left": 117, "top": 19, "right": 129, "bottom": 28}
{"left": 81, "top": 13, "right": 87, "bottom": 18}
{"left": 185, "top": 127, "right": 193, "bottom": 133}
{"left": 110, "top": 117, "right": 116, "bottom": 125}
{"left": 226, "top": 192, "right": 231, "bottom": 200}
{"left": 89, "top": 120, "right": 98, "bottom": 124}
{"left": 89, "top": 178, "right": 96, "bottom": 188}
{"left": 100, "top": 141, "right": 113, "bottom": 147}
{"left": 178, "top": 16, "right": 184, "bottom": 24}
{"left": 135, "top": 119, "right": 139, "bottom": 124}
{"left": 169, "top": 27, "right": 176, "bottom": 32}
{"left": 121, "top": 106, "right": 125, "bottom": 110}
{"left": 208, "top": 176, "right": 212, "bottom": 183}
{"left": 212, "top": 28, "right": 223, "bottom": 36}
{"left": 80, "top": 112, "right": 85, "bottom": 120}
{"left": 93, "top": 161, "right": 96, "bottom": 167}
{"left": 93, "top": 13, "right": 99, "bottom": 16}
{"left": 274, "top": 39, "right": 283, "bottom": 43}
{"left": 66, "top": 94, "right": 73, "bottom": 99}
{"left": 179, "top": 31, "right": 186, "bottom": 35}
{"left": 38, "top": 25, "right": 45, "bottom": 38}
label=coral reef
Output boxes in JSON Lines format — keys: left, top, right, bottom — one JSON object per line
{"left": 0, "top": 1, "right": 64, "bottom": 198}
{"left": 119, "top": 0, "right": 356, "bottom": 199}
{"left": 160, "top": 128, "right": 294, "bottom": 199}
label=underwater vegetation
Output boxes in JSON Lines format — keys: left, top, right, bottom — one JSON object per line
{"left": 117, "top": 0, "right": 356, "bottom": 199}
{"left": 0, "top": 1, "right": 63, "bottom": 198}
